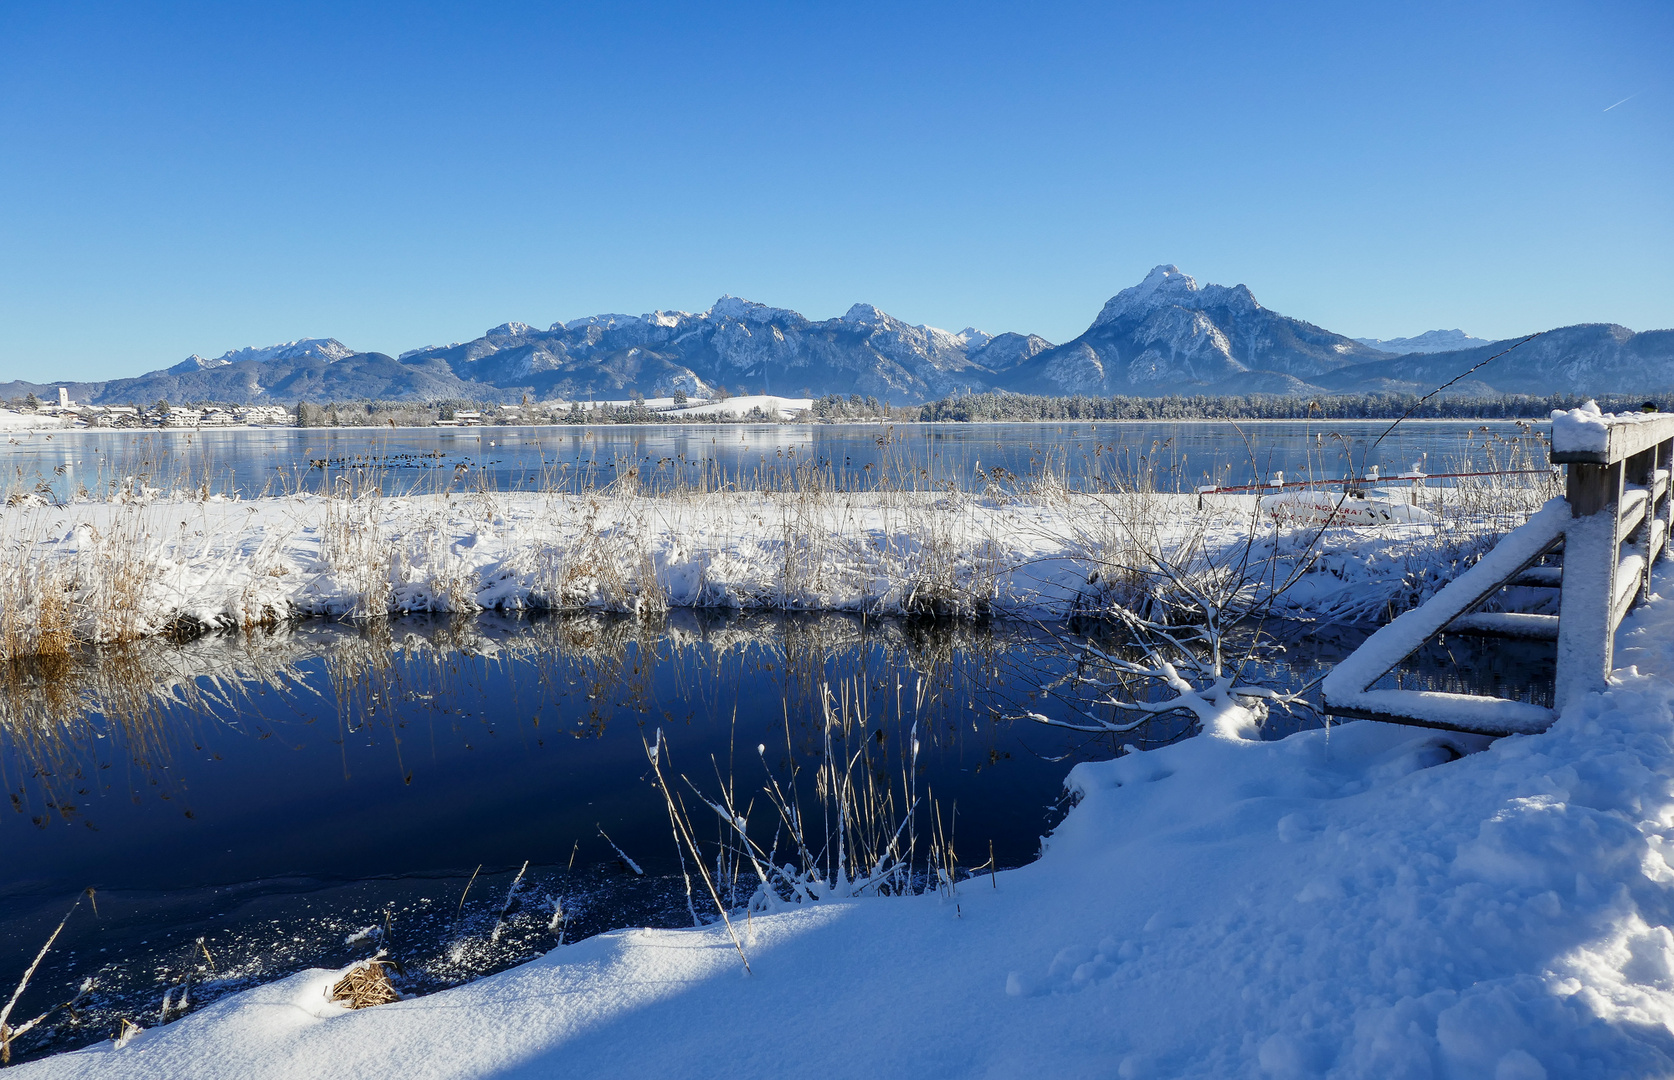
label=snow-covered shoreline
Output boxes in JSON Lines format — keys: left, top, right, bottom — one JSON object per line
{"left": 15, "top": 571, "right": 1674, "bottom": 1078}
{"left": 0, "top": 483, "right": 1538, "bottom": 653}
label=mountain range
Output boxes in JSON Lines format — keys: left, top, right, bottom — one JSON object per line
{"left": 5, "top": 267, "right": 1671, "bottom": 406}
{"left": 1351, "top": 329, "right": 1491, "bottom": 354}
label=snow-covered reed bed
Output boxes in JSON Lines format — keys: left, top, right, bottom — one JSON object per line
{"left": 0, "top": 455, "right": 1558, "bottom": 659}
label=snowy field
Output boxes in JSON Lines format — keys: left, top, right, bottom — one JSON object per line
{"left": 12, "top": 569, "right": 1674, "bottom": 1078}
{"left": 0, "top": 411, "right": 73, "bottom": 431}
{"left": 664, "top": 393, "right": 814, "bottom": 419}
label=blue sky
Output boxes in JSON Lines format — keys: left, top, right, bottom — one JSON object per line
{"left": 0, "top": 0, "right": 1668, "bottom": 381}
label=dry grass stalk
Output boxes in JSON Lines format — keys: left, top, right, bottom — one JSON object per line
{"left": 0, "top": 890, "right": 94, "bottom": 1065}
{"left": 328, "top": 959, "right": 400, "bottom": 1009}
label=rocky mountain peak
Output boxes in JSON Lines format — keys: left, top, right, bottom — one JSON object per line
{"left": 1092, "top": 265, "right": 1197, "bottom": 325}
{"left": 708, "top": 296, "right": 797, "bottom": 324}
{"left": 840, "top": 302, "right": 889, "bottom": 326}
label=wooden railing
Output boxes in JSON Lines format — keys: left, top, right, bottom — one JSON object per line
{"left": 1322, "top": 409, "right": 1674, "bottom": 737}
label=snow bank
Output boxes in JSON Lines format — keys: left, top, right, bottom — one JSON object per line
{"left": 20, "top": 576, "right": 1674, "bottom": 1078}
{"left": 0, "top": 488, "right": 1526, "bottom": 647}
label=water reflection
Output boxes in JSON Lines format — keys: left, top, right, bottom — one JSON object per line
{"left": 1, "top": 612, "right": 1559, "bottom": 867}
{"left": 3, "top": 612, "right": 1114, "bottom": 891}
{"left": 0, "top": 420, "right": 1544, "bottom": 501}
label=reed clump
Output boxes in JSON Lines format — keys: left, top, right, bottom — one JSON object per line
{"left": 328, "top": 960, "right": 401, "bottom": 1009}
{"left": 644, "top": 670, "right": 974, "bottom": 966}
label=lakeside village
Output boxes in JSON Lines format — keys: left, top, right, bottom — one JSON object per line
{"left": 6, "top": 386, "right": 1668, "bottom": 431}
{"left": 0, "top": 387, "right": 813, "bottom": 429}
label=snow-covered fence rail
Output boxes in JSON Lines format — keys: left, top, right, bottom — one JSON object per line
{"left": 1323, "top": 406, "right": 1674, "bottom": 736}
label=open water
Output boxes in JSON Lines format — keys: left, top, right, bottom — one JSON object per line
{"left": 0, "top": 609, "right": 1558, "bottom": 1062}
{"left": 0, "top": 419, "right": 1547, "bottom": 500}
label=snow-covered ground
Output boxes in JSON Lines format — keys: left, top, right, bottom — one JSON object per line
{"left": 0, "top": 410, "right": 72, "bottom": 431}
{"left": 16, "top": 567, "right": 1674, "bottom": 1077}
{"left": 666, "top": 394, "right": 813, "bottom": 419}
{"left": 0, "top": 485, "right": 1530, "bottom": 648}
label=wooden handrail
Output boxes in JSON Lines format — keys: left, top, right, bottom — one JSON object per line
{"left": 1549, "top": 408, "right": 1674, "bottom": 465}
{"left": 1323, "top": 406, "right": 1674, "bottom": 735}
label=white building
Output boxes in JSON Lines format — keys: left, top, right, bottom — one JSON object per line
{"left": 236, "top": 405, "right": 296, "bottom": 426}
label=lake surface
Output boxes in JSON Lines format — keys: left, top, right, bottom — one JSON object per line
{"left": 1, "top": 419, "right": 1548, "bottom": 501}
{"left": 0, "top": 609, "right": 1558, "bottom": 1062}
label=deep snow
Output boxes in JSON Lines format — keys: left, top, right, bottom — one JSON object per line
{"left": 13, "top": 576, "right": 1674, "bottom": 1076}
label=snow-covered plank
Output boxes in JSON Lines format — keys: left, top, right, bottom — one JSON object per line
{"left": 1615, "top": 553, "right": 1647, "bottom": 611}
{"left": 1446, "top": 612, "right": 1559, "bottom": 640}
{"left": 1324, "top": 688, "right": 1555, "bottom": 735}
{"left": 1549, "top": 404, "right": 1674, "bottom": 465}
{"left": 1616, "top": 486, "right": 1649, "bottom": 542}
{"left": 1323, "top": 499, "right": 1569, "bottom": 705}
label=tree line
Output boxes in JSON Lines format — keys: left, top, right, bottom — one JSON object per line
{"left": 912, "top": 391, "right": 1666, "bottom": 423}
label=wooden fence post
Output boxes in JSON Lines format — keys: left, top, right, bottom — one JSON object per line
{"left": 1555, "top": 462, "right": 1621, "bottom": 709}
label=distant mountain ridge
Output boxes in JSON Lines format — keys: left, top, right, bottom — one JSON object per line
{"left": 1352, "top": 329, "right": 1491, "bottom": 354}
{"left": 169, "top": 338, "right": 354, "bottom": 374}
{"left": 5, "top": 268, "right": 1671, "bottom": 406}
{"left": 1317, "top": 324, "right": 1674, "bottom": 398}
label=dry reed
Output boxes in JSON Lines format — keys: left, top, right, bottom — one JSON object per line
{"left": 328, "top": 960, "right": 401, "bottom": 1009}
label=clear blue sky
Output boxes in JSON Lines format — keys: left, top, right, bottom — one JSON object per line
{"left": 1, "top": 1, "right": 1669, "bottom": 381}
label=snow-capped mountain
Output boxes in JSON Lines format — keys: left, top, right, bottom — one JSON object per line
{"left": 391, "top": 295, "right": 1002, "bottom": 402}
{"left": 1003, "top": 265, "right": 1389, "bottom": 397}
{"left": 11, "top": 269, "right": 1673, "bottom": 406}
{"left": 1352, "top": 329, "right": 1490, "bottom": 354}
{"left": 168, "top": 338, "right": 355, "bottom": 374}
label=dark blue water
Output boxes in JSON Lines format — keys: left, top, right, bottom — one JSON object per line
{"left": 0, "top": 608, "right": 1558, "bottom": 1064}
{"left": 0, "top": 612, "right": 1140, "bottom": 1061}
{"left": 0, "top": 420, "right": 1546, "bottom": 501}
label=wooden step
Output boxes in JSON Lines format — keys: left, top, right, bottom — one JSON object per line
{"left": 1447, "top": 612, "right": 1560, "bottom": 640}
